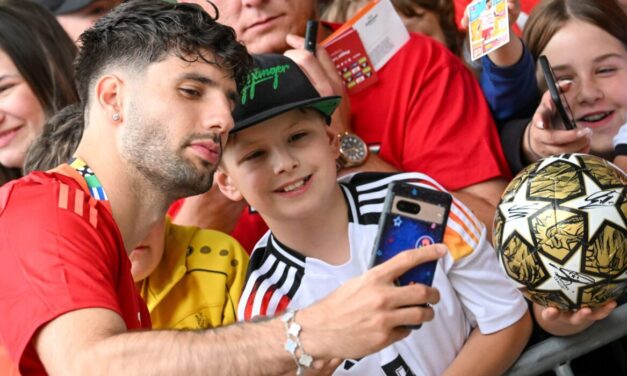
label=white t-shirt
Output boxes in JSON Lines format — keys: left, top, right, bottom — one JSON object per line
{"left": 238, "top": 172, "right": 527, "bottom": 376}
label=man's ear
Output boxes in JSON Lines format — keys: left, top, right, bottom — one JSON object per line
{"left": 215, "top": 168, "right": 244, "bottom": 202}
{"left": 96, "top": 74, "right": 124, "bottom": 124}
{"left": 327, "top": 127, "right": 341, "bottom": 159}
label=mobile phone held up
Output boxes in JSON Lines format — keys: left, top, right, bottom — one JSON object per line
{"left": 539, "top": 55, "right": 577, "bottom": 130}
{"left": 370, "top": 181, "right": 452, "bottom": 328}
{"left": 305, "top": 20, "right": 318, "bottom": 55}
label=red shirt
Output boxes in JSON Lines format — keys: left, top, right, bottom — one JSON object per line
{"left": 349, "top": 33, "right": 510, "bottom": 190}
{"left": 0, "top": 167, "right": 151, "bottom": 375}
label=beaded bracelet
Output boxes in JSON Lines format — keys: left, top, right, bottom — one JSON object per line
{"left": 280, "top": 310, "right": 313, "bottom": 376}
{"left": 526, "top": 121, "right": 543, "bottom": 162}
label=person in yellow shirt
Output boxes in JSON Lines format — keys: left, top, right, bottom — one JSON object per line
{"left": 132, "top": 216, "right": 249, "bottom": 329}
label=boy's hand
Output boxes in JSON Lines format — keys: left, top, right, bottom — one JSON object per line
{"left": 284, "top": 33, "right": 352, "bottom": 137}
{"left": 533, "top": 301, "right": 617, "bottom": 336}
{"left": 298, "top": 244, "right": 446, "bottom": 361}
{"left": 506, "top": 0, "right": 521, "bottom": 27}
{"left": 524, "top": 84, "right": 592, "bottom": 162}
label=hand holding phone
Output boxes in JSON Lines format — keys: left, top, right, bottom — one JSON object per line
{"left": 370, "top": 181, "right": 451, "bottom": 328}
{"left": 538, "top": 55, "right": 577, "bottom": 130}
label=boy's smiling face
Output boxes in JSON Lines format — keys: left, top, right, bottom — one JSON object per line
{"left": 216, "top": 108, "right": 339, "bottom": 222}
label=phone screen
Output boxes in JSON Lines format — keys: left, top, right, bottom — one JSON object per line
{"left": 539, "top": 55, "right": 577, "bottom": 130}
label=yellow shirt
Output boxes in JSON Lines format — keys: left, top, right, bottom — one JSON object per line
{"left": 139, "top": 220, "right": 249, "bottom": 329}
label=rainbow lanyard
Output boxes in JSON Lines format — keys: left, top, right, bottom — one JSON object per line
{"left": 69, "top": 157, "right": 109, "bottom": 201}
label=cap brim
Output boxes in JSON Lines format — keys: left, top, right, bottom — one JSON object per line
{"left": 54, "top": 0, "right": 93, "bottom": 14}
{"left": 233, "top": 95, "right": 341, "bottom": 134}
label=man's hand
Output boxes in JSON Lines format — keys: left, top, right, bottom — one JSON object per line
{"left": 533, "top": 300, "right": 618, "bottom": 336}
{"left": 524, "top": 85, "right": 592, "bottom": 163}
{"left": 284, "top": 33, "right": 352, "bottom": 136}
{"left": 298, "top": 244, "right": 446, "bottom": 360}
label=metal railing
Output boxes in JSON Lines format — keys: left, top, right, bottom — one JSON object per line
{"left": 506, "top": 303, "right": 627, "bottom": 376}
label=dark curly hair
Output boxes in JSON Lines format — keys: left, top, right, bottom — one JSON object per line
{"left": 74, "top": 0, "right": 252, "bottom": 111}
{"left": 393, "top": 0, "right": 464, "bottom": 57}
{"left": 24, "top": 103, "right": 83, "bottom": 174}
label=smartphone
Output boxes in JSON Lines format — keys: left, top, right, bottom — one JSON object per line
{"left": 304, "top": 20, "right": 318, "bottom": 55}
{"left": 538, "top": 55, "right": 577, "bottom": 130}
{"left": 371, "top": 182, "right": 451, "bottom": 327}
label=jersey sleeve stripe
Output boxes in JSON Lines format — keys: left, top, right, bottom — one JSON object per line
{"left": 266, "top": 266, "right": 298, "bottom": 315}
{"left": 353, "top": 172, "right": 431, "bottom": 192}
{"left": 74, "top": 189, "right": 84, "bottom": 216}
{"left": 238, "top": 253, "right": 278, "bottom": 320}
{"left": 447, "top": 214, "right": 479, "bottom": 249}
{"left": 341, "top": 185, "right": 359, "bottom": 222}
{"left": 251, "top": 261, "right": 287, "bottom": 317}
{"left": 358, "top": 189, "right": 387, "bottom": 202}
{"left": 448, "top": 210, "right": 481, "bottom": 246}
{"left": 270, "top": 237, "right": 305, "bottom": 268}
{"left": 276, "top": 295, "right": 291, "bottom": 316}
{"left": 360, "top": 202, "right": 385, "bottom": 214}
{"left": 58, "top": 183, "right": 69, "bottom": 209}
{"left": 443, "top": 227, "right": 475, "bottom": 261}
{"left": 410, "top": 179, "right": 483, "bottom": 241}
{"left": 450, "top": 197, "right": 483, "bottom": 235}
{"left": 89, "top": 205, "right": 98, "bottom": 228}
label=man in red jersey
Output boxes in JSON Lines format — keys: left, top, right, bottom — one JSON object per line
{"left": 0, "top": 1, "right": 444, "bottom": 374}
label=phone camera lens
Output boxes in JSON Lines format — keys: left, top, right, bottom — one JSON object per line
{"left": 397, "top": 200, "right": 421, "bottom": 215}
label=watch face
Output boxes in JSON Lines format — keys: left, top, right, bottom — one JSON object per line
{"left": 340, "top": 134, "right": 367, "bottom": 163}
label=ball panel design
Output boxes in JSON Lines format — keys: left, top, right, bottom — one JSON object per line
{"left": 581, "top": 155, "right": 625, "bottom": 188}
{"left": 502, "top": 167, "right": 533, "bottom": 202}
{"left": 525, "top": 289, "right": 573, "bottom": 310}
{"left": 528, "top": 161, "right": 583, "bottom": 201}
{"left": 501, "top": 235, "right": 548, "bottom": 288}
{"left": 493, "top": 211, "right": 505, "bottom": 250}
{"left": 580, "top": 281, "right": 627, "bottom": 308}
{"left": 532, "top": 207, "right": 584, "bottom": 263}
{"left": 584, "top": 223, "right": 627, "bottom": 278}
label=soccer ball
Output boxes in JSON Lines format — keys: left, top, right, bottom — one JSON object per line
{"left": 493, "top": 154, "right": 627, "bottom": 310}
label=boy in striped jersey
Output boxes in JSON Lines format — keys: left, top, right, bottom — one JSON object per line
{"left": 216, "top": 54, "right": 532, "bottom": 376}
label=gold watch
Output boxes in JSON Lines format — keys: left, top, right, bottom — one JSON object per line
{"left": 337, "top": 132, "right": 368, "bottom": 168}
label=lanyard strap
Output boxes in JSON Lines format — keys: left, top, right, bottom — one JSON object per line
{"left": 69, "top": 157, "right": 109, "bottom": 201}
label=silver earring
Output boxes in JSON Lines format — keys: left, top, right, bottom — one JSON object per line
{"left": 112, "top": 113, "right": 120, "bottom": 122}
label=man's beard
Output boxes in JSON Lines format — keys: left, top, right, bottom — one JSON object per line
{"left": 121, "top": 107, "right": 218, "bottom": 200}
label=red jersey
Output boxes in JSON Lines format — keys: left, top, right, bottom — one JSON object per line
{"left": 348, "top": 33, "right": 510, "bottom": 190}
{"left": 0, "top": 166, "right": 151, "bottom": 375}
